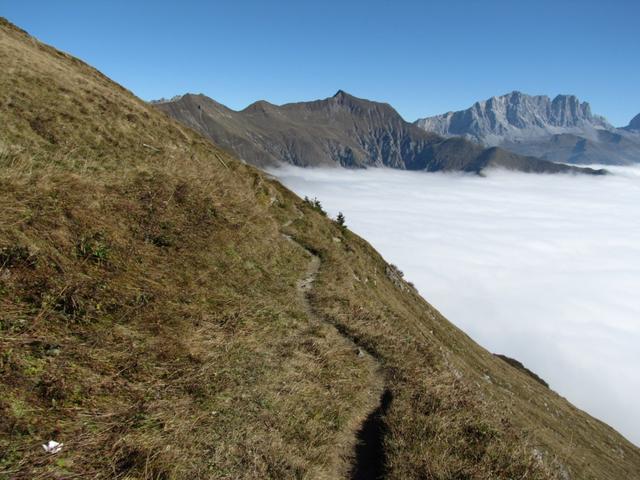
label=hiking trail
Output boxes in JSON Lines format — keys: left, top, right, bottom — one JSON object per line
{"left": 282, "top": 231, "right": 391, "bottom": 479}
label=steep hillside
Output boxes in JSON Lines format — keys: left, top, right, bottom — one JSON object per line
{"left": 415, "top": 91, "right": 640, "bottom": 165}
{"left": 154, "top": 92, "right": 604, "bottom": 175}
{"left": 0, "top": 18, "right": 638, "bottom": 480}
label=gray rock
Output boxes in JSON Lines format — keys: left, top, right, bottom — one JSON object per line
{"left": 625, "top": 113, "right": 640, "bottom": 131}
{"left": 415, "top": 92, "right": 640, "bottom": 165}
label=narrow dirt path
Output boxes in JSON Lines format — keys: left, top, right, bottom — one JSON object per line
{"left": 282, "top": 232, "right": 390, "bottom": 479}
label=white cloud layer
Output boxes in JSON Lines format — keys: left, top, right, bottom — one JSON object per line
{"left": 268, "top": 165, "right": 640, "bottom": 446}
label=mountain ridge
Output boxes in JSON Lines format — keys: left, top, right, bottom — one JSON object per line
{"left": 415, "top": 91, "right": 640, "bottom": 164}
{"left": 155, "top": 91, "right": 605, "bottom": 175}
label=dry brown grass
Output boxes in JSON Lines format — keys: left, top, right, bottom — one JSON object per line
{"left": 285, "top": 199, "right": 640, "bottom": 479}
{"left": 0, "top": 17, "right": 638, "bottom": 480}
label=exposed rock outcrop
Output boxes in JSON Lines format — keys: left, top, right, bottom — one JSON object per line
{"left": 416, "top": 92, "right": 640, "bottom": 165}
{"left": 626, "top": 113, "right": 640, "bottom": 131}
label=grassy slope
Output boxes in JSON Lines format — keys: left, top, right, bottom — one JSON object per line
{"left": 0, "top": 18, "right": 638, "bottom": 480}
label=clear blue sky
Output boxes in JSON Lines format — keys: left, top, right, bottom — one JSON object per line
{"left": 3, "top": 0, "right": 639, "bottom": 126}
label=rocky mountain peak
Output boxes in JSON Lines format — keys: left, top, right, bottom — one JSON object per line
{"left": 415, "top": 91, "right": 613, "bottom": 146}
{"left": 482, "top": 92, "right": 598, "bottom": 128}
{"left": 330, "top": 89, "right": 362, "bottom": 108}
{"left": 627, "top": 113, "right": 640, "bottom": 131}
{"left": 549, "top": 94, "right": 594, "bottom": 126}
{"left": 242, "top": 99, "right": 278, "bottom": 114}
{"left": 323, "top": 90, "right": 398, "bottom": 119}
{"left": 414, "top": 92, "right": 640, "bottom": 165}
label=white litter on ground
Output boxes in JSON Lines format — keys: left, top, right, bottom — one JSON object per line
{"left": 42, "top": 440, "right": 63, "bottom": 454}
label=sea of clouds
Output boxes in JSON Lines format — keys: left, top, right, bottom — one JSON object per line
{"left": 268, "top": 164, "right": 640, "bottom": 446}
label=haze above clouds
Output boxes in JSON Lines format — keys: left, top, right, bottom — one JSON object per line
{"left": 269, "top": 165, "right": 640, "bottom": 446}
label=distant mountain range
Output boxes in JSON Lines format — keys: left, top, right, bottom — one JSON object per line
{"left": 415, "top": 91, "right": 640, "bottom": 165}
{"left": 154, "top": 91, "right": 604, "bottom": 175}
